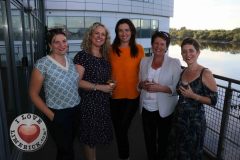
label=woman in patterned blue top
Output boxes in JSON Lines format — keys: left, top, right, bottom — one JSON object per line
{"left": 168, "top": 37, "right": 218, "bottom": 160}
{"left": 73, "top": 22, "right": 115, "bottom": 160}
{"left": 29, "top": 28, "right": 80, "bottom": 160}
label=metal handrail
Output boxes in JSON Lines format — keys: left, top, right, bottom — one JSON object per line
{"left": 204, "top": 74, "right": 240, "bottom": 160}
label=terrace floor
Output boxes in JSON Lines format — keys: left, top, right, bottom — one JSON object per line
{"left": 23, "top": 113, "right": 211, "bottom": 160}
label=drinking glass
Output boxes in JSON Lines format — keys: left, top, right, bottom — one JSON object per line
{"left": 107, "top": 79, "right": 116, "bottom": 95}
{"left": 146, "top": 78, "right": 154, "bottom": 99}
{"left": 179, "top": 81, "right": 189, "bottom": 103}
{"left": 107, "top": 79, "right": 116, "bottom": 87}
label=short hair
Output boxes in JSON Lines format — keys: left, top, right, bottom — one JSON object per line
{"left": 181, "top": 37, "right": 201, "bottom": 52}
{"left": 46, "top": 28, "right": 67, "bottom": 54}
{"left": 47, "top": 28, "right": 66, "bottom": 45}
{"left": 151, "top": 31, "right": 171, "bottom": 49}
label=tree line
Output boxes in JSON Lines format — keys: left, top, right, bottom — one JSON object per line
{"left": 170, "top": 27, "right": 240, "bottom": 43}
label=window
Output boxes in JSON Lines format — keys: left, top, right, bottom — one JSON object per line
{"left": 140, "top": 19, "right": 150, "bottom": 38}
{"left": 131, "top": 18, "right": 158, "bottom": 38}
{"left": 0, "top": 14, "right": 3, "bottom": 41}
{"left": 151, "top": 19, "right": 158, "bottom": 35}
{"left": 85, "top": 17, "right": 100, "bottom": 28}
{"left": 131, "top": 19, "right": 141, "bottom": 37}
{"left": 47, "top": 16, "right": 66, "bottom": 29}
{"left": 67, "top": 17, "right": 84, "bottom": 40}
{"left": 131, "top": 0, "right": 154, "bottom": 3}
{"left": 47, "top": 16, "right": 100, "bottom": 40}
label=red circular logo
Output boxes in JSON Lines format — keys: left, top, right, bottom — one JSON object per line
{"left": 10, "top": 113, "right": 48, "bottom": 152}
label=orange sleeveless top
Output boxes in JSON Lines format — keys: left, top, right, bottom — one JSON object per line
{"left": 109, "top": 44, "right": 144, "bottom": 99}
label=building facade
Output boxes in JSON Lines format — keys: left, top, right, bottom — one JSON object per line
{"left": 0, "top": 0, "right": 173, "bottom": 159}
{"left": 0, "top": 0, "right": 45, "bottom": 159}
{"left": 45, "top": 0, "right": 174, "bottom": 53}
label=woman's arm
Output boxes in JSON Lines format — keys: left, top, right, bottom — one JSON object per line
{"left": 29, "top": 68, "right": 54, "bottom": 121}
{"left": 75, "top": 64, "right": 114, "bottom": 93}
{"left": 202, "top": 69, "right": 217, "bottom": 92}
{"left": 180, "top": 69, "right": 218, "bottom": 105}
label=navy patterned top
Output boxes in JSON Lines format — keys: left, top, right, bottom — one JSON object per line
{"left": 73, "top": 50, "right": 113, "bottom": 146}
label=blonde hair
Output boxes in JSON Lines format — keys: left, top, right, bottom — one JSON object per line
{"left": 81, "top": 22, "right": 111, "bottom": 60}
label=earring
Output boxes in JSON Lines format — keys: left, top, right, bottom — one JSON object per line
{"left": 49, "top": 48, "right": 52, "bottom": 54}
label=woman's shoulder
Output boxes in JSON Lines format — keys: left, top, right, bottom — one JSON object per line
{"left": 166, "top": 56, "right": 181, "bottom": 65}
{"left": 136, "top": 43, "right": 144, "bottom": 48}
{"left": 76, "top": 50, "right": 88, "bottom": 56}
{"left": 136, "top": 43, "right": 144, "bottom": 51}
{"left": 140, "top": 56, "right": 152, "bottom": 65}
{"left": 35, "top": 56, "right": 49, "bottom": 65}
{"left": 74, "top": 50, "right": 88, "bottom": 59}
{"left": 201, "top": 67, "right": 217, "bottom": 92}
{"left": 201, "top": 67, "right": 214, "bottom": 79}
{"left": 136, "top": 44, "right": 145, "bottom": 57}
{"left": 73, "top": 50, "right": 89, "bottom": 64}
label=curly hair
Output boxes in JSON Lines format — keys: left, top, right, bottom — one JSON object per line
{"left": 81, "top": 22, "right": 111, "bottom": 60}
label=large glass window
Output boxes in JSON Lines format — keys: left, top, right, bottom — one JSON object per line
{"left": 47, "top": 16, "right": 66, "bottom": 28}
{"left": 67, "top": 17, "right": 84, "bottom": 40}
{"left": 0, "top": 12, "right": 3, "bottom": 41}
{"left": 131, "top": 0, "right": 154, "bottom": 3}
{"left": 151, "top": 19, "right": 158, "bottom": 35}
{"left": 132, "top": 19, "right": 141, "bottom": 37}
{"left": 140, "top": 19, "right": 151, "bottom": 38}
{"left": 131, "top": 18, "right": 158, "bottom": 38}
{"left": 85, "top": 17, "right": 100, "bottom": 28}
{"left": 47, "top": 16, "right": 100, "bottom": 40}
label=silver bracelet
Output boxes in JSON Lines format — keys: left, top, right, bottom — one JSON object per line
{"left": 92, "top": 84, "right": 97, "bottom": 91}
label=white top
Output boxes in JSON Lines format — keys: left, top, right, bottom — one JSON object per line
{"left": 143, "top": 67, "right": 161, "bottom": 111}
{"left": 139, "top": 53, "right": 182, "bottom": 117}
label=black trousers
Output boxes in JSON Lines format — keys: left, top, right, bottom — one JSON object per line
{"left": 45, "top": 105, "right": 80, "bottom": 160}
{"left": 110, "top": 97, "right": 139, "bottom": 159}
{"left": 142, "top": 108, "right": 173, "bottom": 160}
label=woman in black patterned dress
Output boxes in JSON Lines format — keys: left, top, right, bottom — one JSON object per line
{"left": 73, "top": 22, "right": 114, "bottom": 160}
{"left": 168, "top": 38, "right": 218, "bottom": 160}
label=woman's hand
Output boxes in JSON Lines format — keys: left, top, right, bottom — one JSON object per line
{"left": 140, "top": 80, "right": 159, "bottom": 92}
{"left": 96, "top": 84, "right": 116, "bottom": 93}
{"left": 179, "top": 85, "right": 195, "bottom": 99}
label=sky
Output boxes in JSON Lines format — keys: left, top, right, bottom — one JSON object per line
{"left": 170, "top": 0, "right": 240, "bottom": 30}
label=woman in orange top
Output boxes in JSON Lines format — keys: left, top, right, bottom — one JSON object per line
{"left": 109, "top": 18, "right": 144, "bottom": 160}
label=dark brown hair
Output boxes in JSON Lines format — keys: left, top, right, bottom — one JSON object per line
{"left": 112, "top": 18, "right": 138, "bottom": 57}
{"left": 46, "top": 28, "right": 67, "bottom": 54}
{"left": 181, "top": 37, "right": 201, "bottom": 52}
{"left": 151, "top": 31, "right": 171, "bottom": 51}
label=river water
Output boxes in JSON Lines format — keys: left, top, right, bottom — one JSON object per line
{"left": 169, "top": 44, "right": 240, "bottom": 89}
{"left": 168, "top": 44, "right": 240, "bottom": 81}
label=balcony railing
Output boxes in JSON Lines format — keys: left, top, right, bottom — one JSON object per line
{"left": 1, "top": 43, "right": 239, "bottom": 160}
{"left": 66, "top": 44, "right": 240, "bottom": 160}
{"left": 204, "top": 74, "right": 240, "bottom": 160}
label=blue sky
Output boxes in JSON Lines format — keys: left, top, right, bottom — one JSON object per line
{"left": 170, "top": 0, "right": 240, "bottom": 30}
